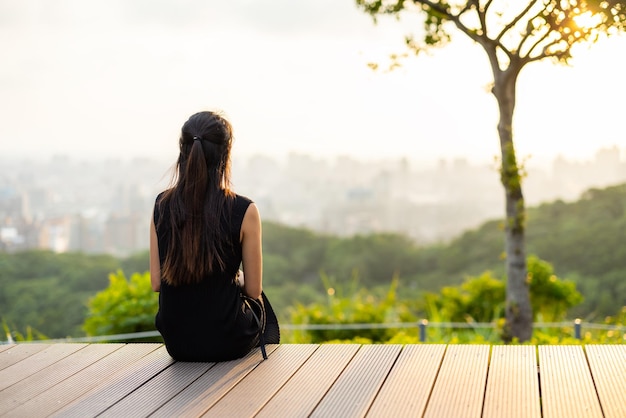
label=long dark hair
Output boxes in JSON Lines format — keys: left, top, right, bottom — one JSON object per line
{"left": 158, "top": 111, "right": 235, "bottom": 285}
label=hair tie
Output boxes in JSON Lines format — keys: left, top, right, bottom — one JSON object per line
{"left": 193, "top": 136, "right": 201, "bottom": 141}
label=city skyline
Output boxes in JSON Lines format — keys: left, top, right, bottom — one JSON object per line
{"left": 2, "top": 144, "right": 626, "bottom": 256}
{"left": 1, "top": 1, "right": 626, "bottom": 165}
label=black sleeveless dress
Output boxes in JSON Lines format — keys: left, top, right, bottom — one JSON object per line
{"left": 153, "top": 193, "right": 279, "bottom": 362}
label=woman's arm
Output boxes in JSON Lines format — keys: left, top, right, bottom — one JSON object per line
{"left": 149, "top": 216, "right": 161, "bottom": 292}
{"left": 240, "top": 203, "right": 263, "bottom": 300}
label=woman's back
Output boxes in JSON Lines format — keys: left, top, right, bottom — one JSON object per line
{"left": 154, "top": 193, "right": 262, "bottom": 361}
{"left": 149, "top": 111, "right": 278, "bottom": 362}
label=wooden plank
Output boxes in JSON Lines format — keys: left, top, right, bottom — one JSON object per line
{"left": 585, "top": 345, "right": 626, "bottom": 418}
{"left": 98, "top": 361, "right": 215, "bottom": 417}
{"left": 5, "top": 343, "right": 161, "bottom": 418}
{"left": 539, "top": 345, "right": 603, "bottom": 418}
{"left": 483, "top": 345, "right": 540, "bottom": 418}
{"left": 0, "top": 344, "right": 16, "bottom": 353}
{"left": 256, "top": 344, "right": 360, "bottom": 418}
{"left": 423, "top": 344, "right": 490, "bottom": 418}
{"left": 51, "top": 345, "right": 173, "bottom": 418}
{"left": 310, "top": 344, "right": 403, "bottom": 418}
{"left": 366, "top": 344, "right": 446, "bottom": 417}
{"left": 0, "top": 343, "right": 86, "bottom": 391}
{"left": 0, "top": 343, "right": 122, "bottom": 416}
{"left": 0, "top": 342, "right": 619, "bottom": 418}
{"left": 0, "top": 343, "right": 50, "bottom": 371}
{"left": 201, "top": 344, "right": 319, "bottom": 417}
{"left": 153, "top": 345, "right": 280, "bottom": 418}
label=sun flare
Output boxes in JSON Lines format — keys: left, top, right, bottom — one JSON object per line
{"left": 573, "top": 11, "right": 603, "bottom": 29}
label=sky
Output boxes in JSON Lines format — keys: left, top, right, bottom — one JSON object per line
{"left": 1, "top": 0, "right": 625, "bottom": 167}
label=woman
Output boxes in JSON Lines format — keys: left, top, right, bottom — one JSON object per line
{"left": 150, "top": 110, "right": 279, "bottom": 362}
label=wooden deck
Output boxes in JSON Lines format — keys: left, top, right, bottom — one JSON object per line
{"left": 0, "top": 343, "right": 624, "bottom": 417}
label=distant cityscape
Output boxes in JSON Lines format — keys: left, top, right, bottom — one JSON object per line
{"left": 1, "top": 145, "right": 625, "bottom": 256}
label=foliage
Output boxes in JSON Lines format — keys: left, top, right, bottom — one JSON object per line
{"left": 262, "top": 222, "right": 331, "bottom": 287}
{"left": 1, "top": 183, "right": 625, "bottom": 339}
{"left": 527, "top": 255, "right": 583, "bottom": 322}
{"left": 400, "top": 184, "right": 626, "bottom": 320}
{"left": 263, "top": 222, "right": 422, "bottom": 288}
{"left": 2, "top": 320, "right": 47, "bottom": 342}
{"left": 356, "top": 1, "right": 626, "bottom": 62}
{"left": 83, "top": 270, "right": 158, "bottom": 340}
{"left": 288, "top": 275, "right": 417, "bottom": 343}
{"left": 0, "top": 250, "right": 121, "bottom": 338}
{"left": 529, "top": 304, "right": 626, "bottom": 345}
{"left": 286, "top": 257, "right": 591, "bottom": 344}
{"left": 120, "top": 250, "right": 150, "bottom": 278}
{"left": 324, "top": 233, "right": 424, "bottom": 287}
{"left": 587, "top": 305, "right": 626, "bottom": 344}
{"left": 423, "top": 256, "right": 582, "bottom": 324}
{"left": 424, "top": 271, "right": 505, "bottom": 324}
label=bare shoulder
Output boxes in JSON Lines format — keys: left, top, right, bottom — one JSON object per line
{"left": 240, "top": 202, "right": 261, "bottom": 240}
{"left": 244, "top": 201, "right": 260, "bottom": 220}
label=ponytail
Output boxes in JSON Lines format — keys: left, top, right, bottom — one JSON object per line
{"left": 158, "top": 111, "right": 234, "bottom": 286}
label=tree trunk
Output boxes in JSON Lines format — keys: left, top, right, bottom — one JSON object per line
{"left": 493, "top": 68, "right": 533, "bottom": 342}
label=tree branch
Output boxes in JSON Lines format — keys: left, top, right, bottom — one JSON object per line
{"left": 523, "top": 3, "right": 599, "bottom": 63}
{"left": 476, "top": 0, "right": 488, "bottom": 34}
{"left": 524, "top": 29, "right": 586, "bottom": 64}
{"left": 517, "top": 1, "right": 553, "bottom": 58}
{"left": 419, "top": 0, "right": 481, "bottom": 43}
{"left": 459, "top": 0, "right": 477, "bottom": 15}
{"left": 522, "top": 29, "right": 552, "bottom": 62}
{"left": 495, "top": 0, "right": 540, "bottom": 44}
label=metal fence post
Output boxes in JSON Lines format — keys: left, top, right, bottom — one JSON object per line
{"left": 419, "top": 319, "right": 428, "bottom": 342}
{"left": 574, "top": 318, "right": 582, "bottom": 340}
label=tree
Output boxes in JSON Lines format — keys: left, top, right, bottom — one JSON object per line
{"left": 355, "top": 0, "right": 626, "bottom": 341}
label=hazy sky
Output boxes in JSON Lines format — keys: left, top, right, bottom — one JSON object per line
{"left": 2, "top": 0, "right": 625, "bottom": 165}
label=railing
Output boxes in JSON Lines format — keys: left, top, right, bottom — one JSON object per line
{"left": 3, "top": 319, "right": 624, "bottom": 344}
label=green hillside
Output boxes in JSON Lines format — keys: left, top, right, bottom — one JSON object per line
{"left": 417, "top": 183, "right": 626, "bottom": 319}
{"left": 1, "top": 183, "right": 625, "bottom": 338}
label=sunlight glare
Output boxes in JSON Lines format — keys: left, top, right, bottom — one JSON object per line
{"left": 573, "top": 11, "right": 603, "bottom": 29}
